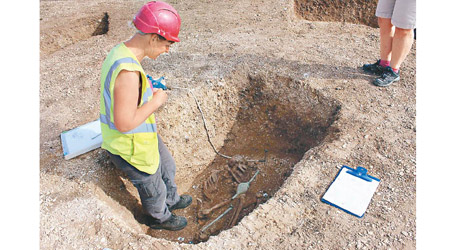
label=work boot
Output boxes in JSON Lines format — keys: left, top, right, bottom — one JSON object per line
{"left": 362, "top": 60, "right": 386, "bottom": 75}
{"left": 149, "top": 214, "right": 187, "bottom": 231}
{"left": 169, "top": 194, "right": 192, "bottom": 211}
{"left": 373, "top": 66, "right": 400, "bottom": 87}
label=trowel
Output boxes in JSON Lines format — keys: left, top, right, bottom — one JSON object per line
{"left": 232, "top": 169, "right": 260, "bottom": 199}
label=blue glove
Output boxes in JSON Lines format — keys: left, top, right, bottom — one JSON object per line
{"left": 147, "top": 75, "right": 167, "bottom": 90}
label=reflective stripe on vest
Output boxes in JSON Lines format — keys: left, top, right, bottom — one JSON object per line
{"left": 101, "top": 57, "right": 157, "bottom": 134}
{"left": 99, "top": 114, "right": 157, "bottom": 134}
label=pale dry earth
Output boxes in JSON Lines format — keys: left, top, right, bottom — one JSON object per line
{"left": 40, "top": 0, "right": 416, "bottom": 249}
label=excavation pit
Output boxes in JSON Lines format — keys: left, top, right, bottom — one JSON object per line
{"left": 294, "top": 0, "right": 379, "bottom": 27}
{"left": 144, "top": 72, "right": 341, "bottom": 243}
{"left": 40, "top": 12, "right": 110, "bottom": 56}
{"left": 92, "top": 12, "right": 109, "bottom": 36}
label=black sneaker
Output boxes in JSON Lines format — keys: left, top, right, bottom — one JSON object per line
{"left": 373, "top": 66, "right": 400, "bottom": 87}
{"left": 362, "top": 60, "right": 386, "bottom": 75}
{"left": 169, "top": 194, "right": 192, "bottom": 211}
{"left": 149, "top": 214, "right": 187, "bottom": 231}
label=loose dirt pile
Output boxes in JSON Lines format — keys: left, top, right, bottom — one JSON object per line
{"left": 40, "top": 0, "right": 416, "bottom": 249}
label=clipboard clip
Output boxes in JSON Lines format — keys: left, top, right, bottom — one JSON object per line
{"left": 345, "top": 166, "right": 373, "bottom": 182}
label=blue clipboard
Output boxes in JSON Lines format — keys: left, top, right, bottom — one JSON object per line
{"left": 321, "top": 166, "right": 380, "bottom": 218}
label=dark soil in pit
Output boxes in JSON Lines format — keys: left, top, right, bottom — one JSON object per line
{"left": 145, "top": 73, "right": 341, "bottom": 243}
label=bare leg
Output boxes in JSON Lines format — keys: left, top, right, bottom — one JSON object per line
{"left": 378, "top": 17, "right": 395, "bottom": 61}
{"left": 390, "top": 27, "right": 414, "bottom": 70}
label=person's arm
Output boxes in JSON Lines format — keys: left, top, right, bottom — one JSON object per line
{"left": 113, "top": 70, "right": 167, "bottom": 133}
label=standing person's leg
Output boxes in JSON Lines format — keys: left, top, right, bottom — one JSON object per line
{"left": 157, "top": 134, "right": 192, "bottom": 211}
{"left": 378, "top": 17, "right": 395, "bottom": 63}
{"left": 362, "top": 0, "right": 395, "bottom": 74}
{"left": 374, "top": 0, "right": 416, "bottom": 86}
{"left": 390, "top": 27, "right": 414, "bottom": 70}
{"left": 389, "top": 0, "right": 416, "bottom": 71}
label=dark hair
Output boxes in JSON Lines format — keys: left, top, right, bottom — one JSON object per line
{"left": 156, "top": 34, "right": 166, "bottom": 41}
{"left": 156, "top": 33, "right": 174, "bottom": 44}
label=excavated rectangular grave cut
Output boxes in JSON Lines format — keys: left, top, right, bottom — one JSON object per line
{"left": 147, "top": 73, "right": 341, "bottom": 243}
{"left": 294, "top": 0, "right": 379, "bottom": 28}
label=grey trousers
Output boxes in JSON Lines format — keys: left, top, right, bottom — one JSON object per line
{"left": 108, "top": 134, "right": 180, "bottom": 223}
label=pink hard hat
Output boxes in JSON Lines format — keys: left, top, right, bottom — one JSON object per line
{"left": 133, "top": 1, "right": 181, "bottom": 42}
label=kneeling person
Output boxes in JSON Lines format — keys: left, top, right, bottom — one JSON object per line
{"left": 99, "top": 1, "right": 191, "bottom": 231}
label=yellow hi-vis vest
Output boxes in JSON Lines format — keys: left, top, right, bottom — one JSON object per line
{"left": 100, "top": 43, "right": 160, "bottom": 174}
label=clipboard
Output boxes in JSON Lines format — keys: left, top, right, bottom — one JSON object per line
{"left": 321, "top": 165, "right": 380, "bottom": 218}
{"left": 60, "top": 119, "right": 103, "bottom": 160}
